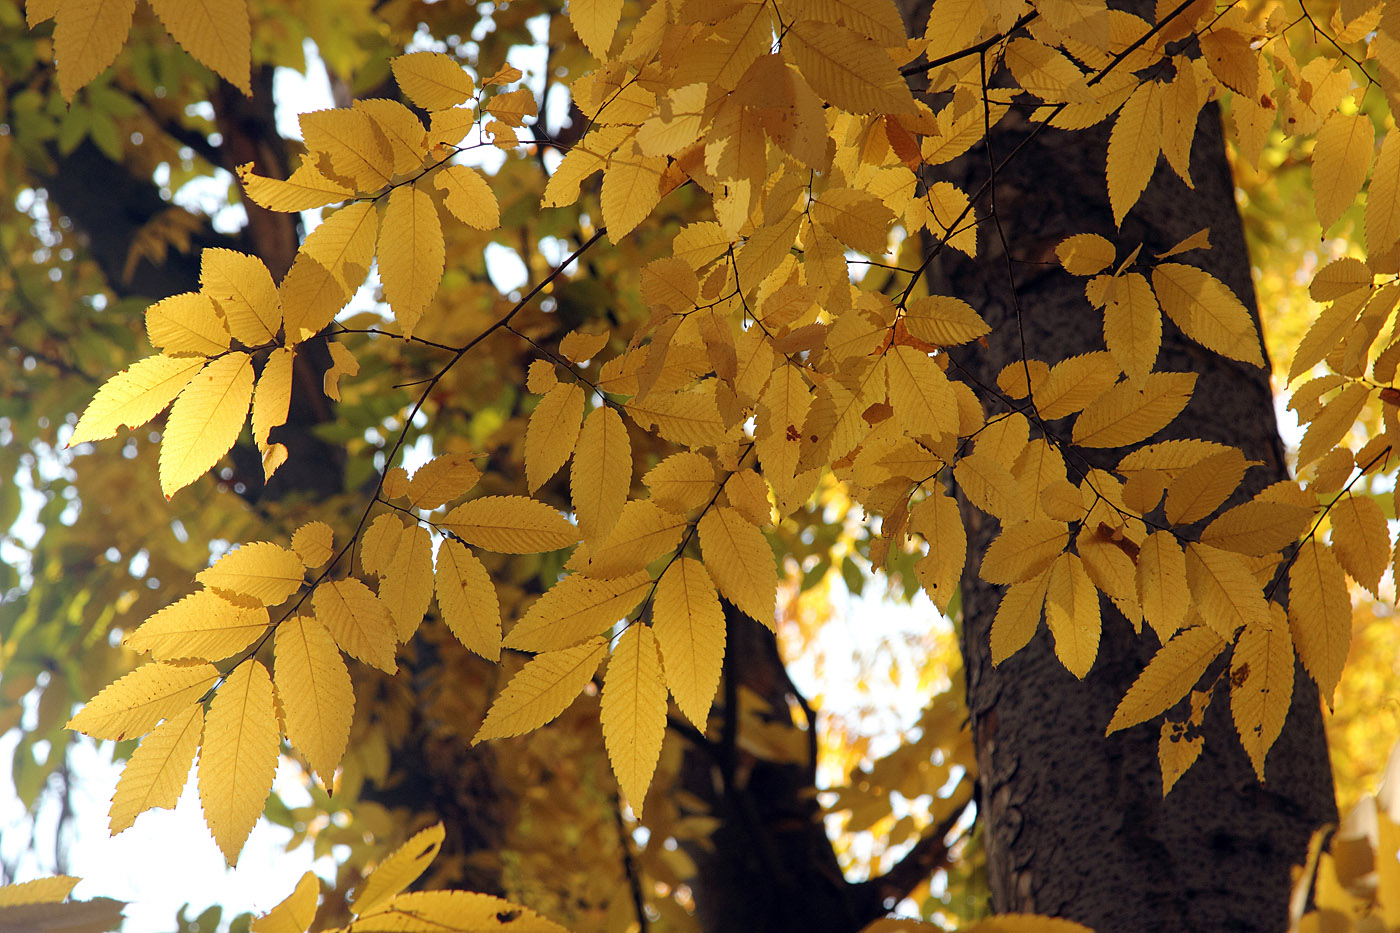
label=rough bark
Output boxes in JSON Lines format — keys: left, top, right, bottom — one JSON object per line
{"left": 932, "top": 63, "right": 1338, "bottom": 933}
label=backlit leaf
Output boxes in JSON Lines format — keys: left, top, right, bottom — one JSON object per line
{"left": 69, "top": 354, "right": 205, "bottom": 445}
{"left": 601, "top": 624, "right": 666, "bottom": 815}
{"left": 442, "top": 496, "right": 581, "bottom": 553}
{"left": 1152, "top": 263, "right": 1263, "bottom": 366}
{"left": 1045, "top": 553, "right": 1100, "bottom": 678}
{"left": 312, "top": 578, "right": 398, "bottom": 673}
{"left": 572, "top": 407, "right": 633, "bottom": 543}
{"left": 378, "top": 184, "right": 445, "bottom": 337}
{"left": 1313, "top": 110, "right": 1374, "bottom": 232}
{"left": 525, "top": 382, "right": 585, "bottom": 493}
{"left": 198, "top": 660, "right": 279, "bottom": 864}
{"left": 200, "top": 249, "right": 282, "bottom": 346}
{"left": 53, "top": 0, "right": 136, "bottom": 100}
{"left": 349, "top": 823, "right": 446, "bottom": 917}
{"left": 434, "top": 538, "right": 502, "bottom": 661}
{"left": 473, "top": 638, "right": 607, "bottom": 743}
{"left": 145, "top": 293, "right": 229, "bottom": 356}
{"left": 124, "top": 589, "right": 268, "bottom": 662}
{"left": 1072, "top": 372, "right": 1196, "bottom": 448}
{"left": 392, "top": 51, "right": 475, "bottom": 110}
{"left": 275, "top": 614, "right": 354, "bottom": 783}
{"left": 653, "top": 558, "right": 725, "bottom": 729}
{"left": 68, "top": 662, "right": 218, "bottom": 742}
{"left": 1106, "top": 626, "right": 1223, "bottom": 734}
{"left": 435, "top": 164, "right": 500, "bottom": 230}
{"left": 1230, "top": 606, "right": 1294, "bottom": 780}
{"left": 504, "top": 571, "right": 651, "bottom": 653}
{"left": 406, "top": 452, "right": 482, "bottom": 510}
{"left": 197, "top": 541, "right": 305, "bottom": 606}
{"left": 108, "top": 703, "right": 202, "bottom": 834}
{"left": 159, "top": 352, "right": 256, "bottom": 498}
{"left": 699, "top": 507, "right": 776, "bottom": 629}
{"left": 146, "top": 0, "right": 250, "bottom": 93}
{"left": 251, "top": 871, "right": 320, "bottom": 933}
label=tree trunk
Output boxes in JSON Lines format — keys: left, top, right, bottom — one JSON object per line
{"left": 930, "top": 54, "right": 1338, "bottom": 933}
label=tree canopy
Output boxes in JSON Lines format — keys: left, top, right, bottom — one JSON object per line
{"left": 1, "top": 0, "right": 1399, "bottom": 930}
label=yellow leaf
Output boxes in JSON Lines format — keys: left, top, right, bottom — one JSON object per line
{"left": 251, "top": 871, "right": 320, "bottom": 933}
{"left": 406, "top": 452, "right": 481, "bottom": 510}
{"left": 1005, "top": 38, "right": 1095, "bottom": 104}
{"left": 145, "top": 292, "right": 230, "bottom": 356}
{"left": 378, "top": 183, "right": 445, "bottom": 337}
{"left": 291, "top": 521, "right": 334, "bottom": 568}
{"left": 198, "top": 659, "right": 279, "bottom": 865}
{"left": 699, "top": 506, "right": 776, "bottom": 629}
{"left": 1107, "top": 81, "right": 1162, "bottom": 225}
{"left": 602, "top": 624, "right": 667, "bottom": 815}
{"left": 200, "top": 249, "right": 282, "bottom": 345}
{"left": 1056, "top": 233, "right": 1116, "bottom": 275}
{"left": 1313, "top": 110, "right": 1375, "bottom": 232}
{"left": 359, "top": 892, "right": 569, "bottom": 932}
{"left": 1367, "top": 128, "right": 1400, "bottom": 255}
{"left": 1329, "top": 494, "right": 1389, "bottom": 594}
{"left": 885, "top": 345, "right": 958, "bottom": 439}
{"left": 644, "top": 451, "right": 716, "bottom": 513}
{"left": 197, "top": 541, "right": 305, "bottom": 606}
{"left": 1103, "top": 272, "right": 1161, "bottom": 385}
{"left": 251, "top": 347, "right": 293, "bottom": 450}
{"left": 275, "top": 614, "right": 353, "bottom": 784}
{"left": 442, "top": 495, "right": 581, "bottom": 553}
{"left": 311, "top": 578, "right": 398, "bottom": 673}
{"left": 473, "top": 638, "right": 607, "bottom": 743}
{"left": 1106, "top": 626, "right": 1223, "bottom": 733}
{"left": 53, "top": 0, "right": 136, "bottom": 100}
{"left": 572, "top": 406, "right": 633, "bottom": 544}
{"left": 910, "top": 489, "right": 966, "bottom": 614}
{"left": 280, "top": 253, "right": 351, "bottom": 345}
{"left": 1163, "top": 447, "right": 1251, "bottom": 525}
{"left": 354, "top": 99, "right": 426, "bottom": 175}
{"left": 582, "top": 500, "right": 687, "bottom": 577}
{"left": 1289, "top": 540, "right": 1352, "bottom": 704}
{"left": 990, "top": 570, "right": 1050, "bottom": 665}
{"left": 237, "top": 161, "right": 352, "bottom": 213}
{"left": 1296, "top": 381, "right": 1369, "bottom": 469}
{"left": 0, "top": 876, "right": 80, "bottom": 906}
{"left": 1200, "top": 499, "right": 1312, "bottom": 556}
{"left": 391, "top": 51, "right": 475, "bottom": 110}
{"left": 350, "top": 823, "right": 445, "bottom": 916}
{"left": 569, "top": 0, "right": 623, "bottom": 59}
{"left": 1309, "top": 256, "right": 1372, "bottom": 303}
{"left": 924, "top": 181, "right": 978, "bottom": 257}
{"left": 1136, "top": 531, "right": 1189, "bottom": 642}
{"left": 362, "top": 517, "right": 433, "bottom": 641}
{"left": 1159, "top": 692, "right": 1208, "bottom": 794}
{"left": 146, "top": 0, "right": 250, "bottom": 94}
{"left": 901, "top": 295, "right": 990, "bottom": 346}
{"left": 1045, "top": 552, "right": 1100, "bottom": 678}
{"left": 1072, "top": 371, "right": 1196, "bottom": 448}
{"left": 1230, "top": 605, "right": 1294, "bottom": 780}
{"left": 484, "top": 87, "right": 537, "bottom": 126}
{"left": 954, "top": 450, "right": 1024, "bottom": 521}
{"left": 434, "top": 538, "right": 501, "bottom": 661}
{"left": 980, "top": 520, "right": 1069, "bottom": 585}
{"left": 124, "top": 589, "right": 268, "bottom": 661}
{"left": 1157, "top": 226, "right": 1211, "bottom": 259}
{"left": 323, "top": 339, "right": 358, "bottom": 399}
{"left": 1185, "top": 542, "right": 1269, "bottom": 639}
{"left": 159, "top": 352, "right": 255, "bottom": 498}
{"left": 525, "top": 382, "right": 586, "bottom": 493}
{"left": 653, "top": 558, "right": 725, "bottom": 729}
{"left": 68, "top": 354, "right": 205, "bottom": 445}
{"left": 560, "top": 328, "right": 611, "bottom": 363}
{"left": 812, "top": 187, "right": 895, "bottom": 255}
{"left": 785, "top": 19, "right": 915, "bottom": 114}
{"left": 67, "top": 661, "right": 218, "bottom": 742}
{"left": 434, "top": 164, "right": 500, "bottom": 230}
{"left": 300, "top": 108, "right": 394, "bottom": 191}
{"left": 1151, "top": 263, "right": 1263, "bottom": 366}
{"left": 602, "top": 144, "right": 667, "bottom": 241}
{"left": 299, "top": 201, "right": 377, "bottom": 292}
{"left": 109, "top": 703, "right": 202, "bottom": 833}
{"left": 1034, "top": 352, "right": 1119, "bottom": 420}
{"left": 959, "top": 914, "right": 1095, "bottom": 933}
{"left": 505, "top": 571, "right": 651, "bottom": 653}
